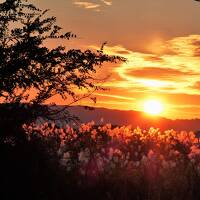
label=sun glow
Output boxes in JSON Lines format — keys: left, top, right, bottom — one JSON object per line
{"left": 137, "top": 79, "right": 169, "bottom": 88}
{"left": 143, "top": 100, "right": 163, "bottom": 115}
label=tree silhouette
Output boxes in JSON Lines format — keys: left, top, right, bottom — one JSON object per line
{"left": 0, "top": 2, "right": 124, "bottom": 199}
{"left": 0, "top": 0, "right": 124, "bottom": 123}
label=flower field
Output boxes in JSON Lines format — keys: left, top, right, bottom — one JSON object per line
{"left": 23, "top": 122, "right": 200, "bottom": 200}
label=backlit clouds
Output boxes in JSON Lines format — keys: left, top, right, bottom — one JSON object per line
{"left": 190, "top": 81, "right": 200, "bottom": 90}
{"left": 125, "top": 67, "right": 199, "bottom": 81}
{"left": 99, "top": 35, "right": 200, "bottom": 92}
{"left": 31, "top": 0, "right": 200, "bottom": 119}
{"left": 164, "top": 35, "right": 200, "bottom": 57}
{"left": 73, "top": 1, "right": 100, "bottom": 10}
{"left": 73, "top": 0, "right": 112, "bottom": 11}
{"left": 101, "top": 0, "right": 112, "bottom": 6}
{"left": 88, "top": 35, "right": 200, "bottom": 118}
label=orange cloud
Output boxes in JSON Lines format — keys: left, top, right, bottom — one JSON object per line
{"left": 101, "top": 0, "right": 112, "bottom": 6}
{"left": 125, "top": 67, "right": 199, "bottom": 81}
{"left": 190, "top": 81, "right": 200, "bottom": 90}
{"left": 163, "top": 35, "right": 200, "bottom": 56}
{"left": 144, "top": 56, "right": 164, "bottom": 62}
{"left": 73, "top": 1, "right": 100, "bottom": 11}
{"left": 73, "top": 0, "right": 113, "bottom": 11}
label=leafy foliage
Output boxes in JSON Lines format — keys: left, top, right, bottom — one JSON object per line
{"left": 0, "top": 0, "right": 124, "bottom": 120}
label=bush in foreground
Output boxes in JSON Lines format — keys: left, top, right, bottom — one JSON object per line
{"left": 13, "top": 122, "right": 200, "bottom": 200}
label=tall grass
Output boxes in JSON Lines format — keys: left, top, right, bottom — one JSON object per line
{"left": 21, "top": 122, "right": 200, "bottom": 200}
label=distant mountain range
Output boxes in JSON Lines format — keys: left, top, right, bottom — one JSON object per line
{"left": 67, "top": 106, "right": 200, "bottom": 132}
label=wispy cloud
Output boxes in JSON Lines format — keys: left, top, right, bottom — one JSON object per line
{"left": 94, "top": 92, "right": 135, "bottom": 101}
{"left": 126, "top": 67, "right": 199, "bottom": 81}
{"left": 73, "top": 1, "right": 100, "bottom": 10}
{"left": 101, "top": 0, "right": 112, "bottom": 6}
{"left": 73, "top": 0, "right": 113, "bottom": 11}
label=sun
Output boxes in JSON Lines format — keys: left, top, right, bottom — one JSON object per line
{"left": 143, "top": 100, "right": 163, "bottom": 115}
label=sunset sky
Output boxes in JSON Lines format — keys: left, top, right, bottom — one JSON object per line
{"left": 33, "top": 0, "right": 200, "bottom": 119}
